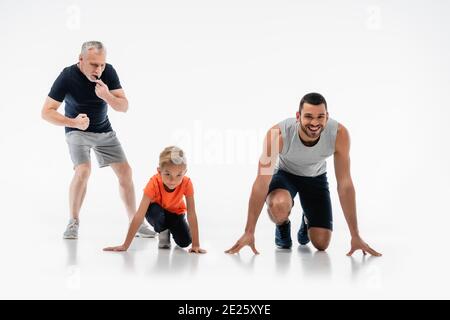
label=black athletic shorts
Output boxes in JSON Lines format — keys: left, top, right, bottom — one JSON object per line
{"left": 267, "top": 169, "right": 333, "bottom": 230}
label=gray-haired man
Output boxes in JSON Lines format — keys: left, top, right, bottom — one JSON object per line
{"left": 41, "top": 41, "right": 155, "bottom": 239}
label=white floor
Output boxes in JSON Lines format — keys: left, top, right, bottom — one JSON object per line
{"left": 1, "top": 196, "right": 449, "bottom": 300}
{"left": 2, "top": 155, "right": 449, "bottom": 300}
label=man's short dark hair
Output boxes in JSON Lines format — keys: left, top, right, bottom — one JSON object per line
{"left": 299, "top": 92, "right": 327, "bottom": 113}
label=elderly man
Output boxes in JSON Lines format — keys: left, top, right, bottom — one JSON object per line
{"left": 41, "top": 41, "right": 155, "bottom": 239}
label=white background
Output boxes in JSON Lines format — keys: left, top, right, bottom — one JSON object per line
{"left": 0, "top": 0, "right": 449, "bottom": 299}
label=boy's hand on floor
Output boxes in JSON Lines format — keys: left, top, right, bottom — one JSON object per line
{"left": 189, "top": 246, "right": 207, "bottom": 254}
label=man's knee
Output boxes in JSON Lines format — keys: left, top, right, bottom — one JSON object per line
{"left": 309, "top": 228, "right": 332, "bottom": 251}
{"left": 117, "top": 164, "right": 133, "bottom": 187}
{"left": 74, "top": 164, "right": 91, "bottom": 182}
{"left": 267, "top": 198, "right": 291, "bottom": 224}
{"left": 312, "top": 240, "right": 329, "bottom": 251}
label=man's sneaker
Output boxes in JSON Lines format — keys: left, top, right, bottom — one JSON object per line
{"left": 275, "top": 220, "right": 292, "bottom": 249}
{"left": 158, "top": 229, "right": 171, "bottom": 249}
{"left": 297, "top": 213, "right": 310, "bottom": 245}
{"left": 63, "top": 219, "right": 79, "bottom": 239}
{"left": 136, "top": 223, "right": 157, "bottom": 238}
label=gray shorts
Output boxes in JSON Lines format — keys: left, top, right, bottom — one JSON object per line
{"left": 65, "top": 131, "right": 127, "bottom": 168}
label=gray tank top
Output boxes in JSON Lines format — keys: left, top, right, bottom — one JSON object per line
{"left": 275, "top": 117, "right": 339, "bottom": 177}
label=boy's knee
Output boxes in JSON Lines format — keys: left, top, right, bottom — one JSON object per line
{"left": 175, "top": 236, "right": 192, "bottom": 248}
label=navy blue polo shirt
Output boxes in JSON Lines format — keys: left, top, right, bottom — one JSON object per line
{"left": 48, "top": 63, "right": 122, "bottom": 133}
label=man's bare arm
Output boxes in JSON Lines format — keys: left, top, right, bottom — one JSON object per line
{"left": 225, "top": 125, "right": 283, "bottom": 254}
{"left": 334, "top": 123, "right": 382, "bottom": 257}
{"left": 41, "top": 96, "right": 89, "bottom": 130}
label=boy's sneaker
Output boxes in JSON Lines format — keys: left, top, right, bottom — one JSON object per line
{"left": 136, "top": 223, "right": 157, "bottom": 238}
{"left": 275, "top": 220, "right": 292, "bottom": 249}
{"left": 297, "top": 213, "right": 310, "bottom": 245}
{"left": 158, "top": 229, "right": 171, "bottom": 249}
{"left": 63, "top": 219, "right": 79, "bottom": 239}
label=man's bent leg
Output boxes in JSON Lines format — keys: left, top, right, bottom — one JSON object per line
{"left": 69, "top": 162, "right": 91, "bottom": 220}
{"left": 110, "top": 161, "right": 156, "bottom": 238}
{"left": 266, "top": 189, "right": 292, "bottom": 224}
{"left": 267, "top": 189, "right": 294, "bottom": 249}
{"left": 110, "top": 161, "right": 135, "bottom": 220}
{"left": 64, "top": 162, "right": 91, "bottom": 239}
{"left": 297, "top": 173, "right": 333, "bottom": 251}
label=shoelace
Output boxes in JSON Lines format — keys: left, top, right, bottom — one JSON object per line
{"left": 68, "top": 221, "right": 78, "bottom": 231}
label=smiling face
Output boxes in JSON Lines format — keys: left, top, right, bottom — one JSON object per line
{"left": 296, "top": 102, "right": 329, "bottom": 142}
{"left": 78, "top": 49, "right": 106, "bottom": 82}
{"left": 158, "top": 163, "right": 187, "bottom": 190}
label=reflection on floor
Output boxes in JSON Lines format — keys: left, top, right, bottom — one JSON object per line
{"left": 0, "top": 214, "right": 447, "bottom": 299}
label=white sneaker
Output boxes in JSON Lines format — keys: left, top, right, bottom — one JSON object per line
{"left": 158, "top": 230, "right": 171, "bottom": 249}
{"left": 136, "top": 223, "right": 157, "bottom": 238}
{"left": 63, "top": 219, "right": 79, "bottom": 239}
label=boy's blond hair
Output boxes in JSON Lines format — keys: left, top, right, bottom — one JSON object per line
{"left": 159, "top": 146, "right": 187, "bottom": 168}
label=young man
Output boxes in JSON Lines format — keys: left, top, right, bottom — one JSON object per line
{"left": 41, "top": 41, "right": 155, "bottom": 239}
{"left": 226, "top": 93, "right": 381, "bottom": 256}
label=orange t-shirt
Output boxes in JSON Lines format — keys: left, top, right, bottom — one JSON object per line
{"left": 143, "top": 173, "right": 194, "bottom": 214}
